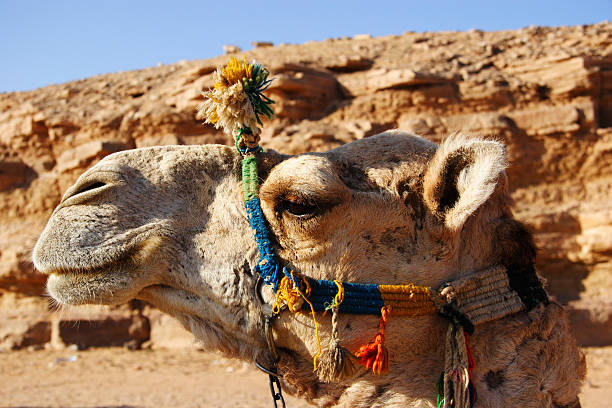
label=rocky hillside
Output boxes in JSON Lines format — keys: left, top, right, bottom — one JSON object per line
{"left": 1, "top": 23, "right": 611, "bottom": 349}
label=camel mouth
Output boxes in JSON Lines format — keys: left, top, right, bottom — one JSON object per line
{"left": 46, "top": 264, "right": 148, "bottom": 306}
{"left": 44, "top": 266, "right": 107, "bottom": 276}
{"left": 38, "top": 235, "right": 166, "bottom": 306}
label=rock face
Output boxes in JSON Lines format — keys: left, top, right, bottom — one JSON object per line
{"left": 1, "top": 23, "right": 611, "bottom": 349}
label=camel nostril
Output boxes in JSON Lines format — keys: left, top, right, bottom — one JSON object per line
{"left": 71, "top": 181, "right": 107, "bottom": 197}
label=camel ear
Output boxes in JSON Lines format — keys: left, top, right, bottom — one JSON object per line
{"left": 423, "top": 136, "right": 507, "bottom": 231}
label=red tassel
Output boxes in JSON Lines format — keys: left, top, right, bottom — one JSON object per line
{"left": 356, "top": 306, "right": 391, "bottom": 375}
{"left": 464, "top": 332, "right": 477, "bottom": 407}
{"left": 464, "top": 332, "right": 475, "bottom": 381}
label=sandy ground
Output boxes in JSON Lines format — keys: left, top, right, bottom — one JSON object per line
{"left": 0, "top": 347, "right": 609, "bottom": 408}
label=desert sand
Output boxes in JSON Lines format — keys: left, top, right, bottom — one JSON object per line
{"left": 1, "top": 347, "right": 609, "bottom": 408}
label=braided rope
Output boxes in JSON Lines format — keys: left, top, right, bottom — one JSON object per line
{"left": 245, "top": 197, "right": 284, "bottom": 291}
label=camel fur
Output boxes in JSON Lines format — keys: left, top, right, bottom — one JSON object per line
{"left": 34, "top": 131, "right": 585, "bottom": 407}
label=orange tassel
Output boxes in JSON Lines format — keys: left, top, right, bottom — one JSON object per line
{"left": 355, "top": 306, "right": 391, "bottom": 375}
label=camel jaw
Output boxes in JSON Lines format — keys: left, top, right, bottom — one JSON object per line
{"left": 136, "top": 284, "right": 207, "bottom": 318}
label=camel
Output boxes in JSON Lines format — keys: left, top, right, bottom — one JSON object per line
{"left": 33, "top": 131, "right": 585, "bottom": 407}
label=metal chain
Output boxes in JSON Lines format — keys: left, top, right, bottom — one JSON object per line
{"left": 254, "top": 276, "right": 288, "bottom": 408}
{"left": 268, "top": 372, "right": 286, "bottom": 408}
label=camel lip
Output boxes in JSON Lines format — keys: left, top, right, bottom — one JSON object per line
{"left": 34, "top": 226, "right": 162, "bottom": 277}
{"left": 40, "top": 264, "right": 118, "bottom": 276}
{"left": 46, "top": 270, "right": 142, "bottom": 306}
{"left": 35, "top": 233, "right": 161, "bottom": 279}
{"left": 34, "top": 246, "right": 131, "bottom": 277}
{"left": 43, "top": 267, "right": 93, "bottom": 275}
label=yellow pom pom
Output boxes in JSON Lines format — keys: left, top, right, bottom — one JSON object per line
{"left": 197, "top": 56, "right": 275, "bottom": 145}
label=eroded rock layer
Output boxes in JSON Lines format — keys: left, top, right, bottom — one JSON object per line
{"left": 1, "top": 23, "right": 611, "bottom": 348}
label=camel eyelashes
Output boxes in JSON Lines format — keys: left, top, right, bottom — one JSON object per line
{"left": 280, "top": 198, "right": 318, "bottom": 219}
{"left": 276, "top": 192, "right": 342, "bottom": 220}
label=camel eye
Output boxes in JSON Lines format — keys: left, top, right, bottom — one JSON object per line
{"left": 281, "top": 198, "right": 317, "bottom": 218}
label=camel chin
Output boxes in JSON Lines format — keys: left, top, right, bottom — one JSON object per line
{"left": 46, "top": 270, "right": 139, "bottom": 306}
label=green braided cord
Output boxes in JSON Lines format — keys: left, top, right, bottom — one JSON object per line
{"left": 241, "top": 158, "right": 250, "bottom": 202}
{"left": 242, "top": 156, "right": 259, "bottom": 203}
{"left": 436, "top": 372, "right": 445, "bottom": 408}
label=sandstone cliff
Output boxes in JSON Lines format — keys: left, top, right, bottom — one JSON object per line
{"left": 1, "top": 23, "right": 611, "bottom": 349}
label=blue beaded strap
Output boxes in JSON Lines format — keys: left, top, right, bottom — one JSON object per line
{"left": 306, "top": 279, "right": 384, "bottom": 313}
{"left": 245, "top": 196, "right": 287, "bottom": 291}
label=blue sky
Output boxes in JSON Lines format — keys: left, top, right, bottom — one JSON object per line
{"left": 1, "top": 0, "right": 610, "bottom": 93}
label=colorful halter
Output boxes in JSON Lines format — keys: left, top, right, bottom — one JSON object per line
{"left": 197, "top": 57, "right": 549, "bottom": 408}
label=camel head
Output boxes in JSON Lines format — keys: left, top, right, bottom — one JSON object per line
{"left": 34, "top": 131, "right": 584, "bottom": 407}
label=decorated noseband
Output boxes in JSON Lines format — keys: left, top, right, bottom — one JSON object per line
{"left": 197, "top": 57, "right": 548, "bottom": 408}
